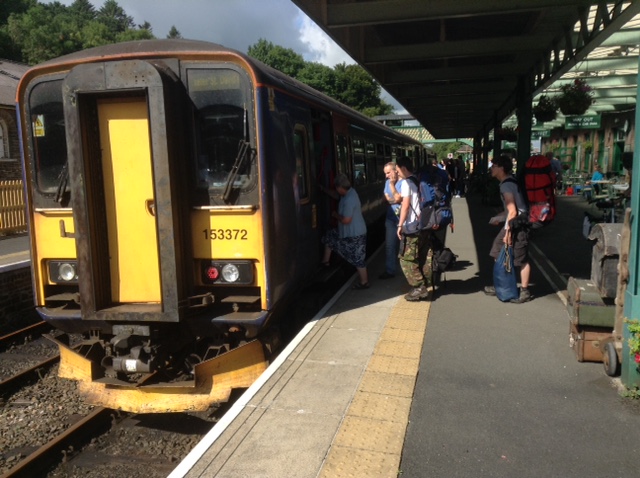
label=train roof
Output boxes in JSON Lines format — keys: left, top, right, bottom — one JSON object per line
{"left": 20, "top": 39, "right": 419, "bottom": 146}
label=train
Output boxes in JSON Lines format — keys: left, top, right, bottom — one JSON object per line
{"left": 16, "top": 39, "right": 427, "bottom": 412}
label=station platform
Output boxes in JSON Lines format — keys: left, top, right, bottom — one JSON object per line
{"left": 0, "top": 233, "right": 29, "bottom": 271}
{"left": 170, "top": 194, "right": 640, "bottom": 478}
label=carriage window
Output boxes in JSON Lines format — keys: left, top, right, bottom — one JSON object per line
{"left": 28, "top": 79, "right": 68, "bottom": 196}
{"left": 293, "top": 126, "right": 309, "bottom": 201}
{"left": 336, "top": 134, "right": 348, "bottom": 176}
{"left": 353, "top": 138, "right": 366, "bottom": 185}
{"left": 188, "top": 68, "right": 256, "bottom": 206}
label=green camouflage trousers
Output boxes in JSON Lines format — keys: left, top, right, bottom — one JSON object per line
{"left": 399, "top": 231, "right": 433, "bottom": 288}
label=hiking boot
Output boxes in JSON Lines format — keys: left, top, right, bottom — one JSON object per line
{"left": 510, "top": 288, "right": 533, "bottom": 304}
{"left": 405, "top": 285, "right": 430, "bottom": 301}
{"left": 378, "top": 272, "right": 395, "bottom": 280}
{"left": 483, "top": 286, "right": 496, "bottom": 296}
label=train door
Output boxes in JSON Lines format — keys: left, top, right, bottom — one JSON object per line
{"left": 97, "top": 98, "right": 160, "bottom": 302}
{"left": 62, "top": 60, "right": 191, "bottom": 323}
{"left": 312, "top": 112, "right": 335, "bottom": 233}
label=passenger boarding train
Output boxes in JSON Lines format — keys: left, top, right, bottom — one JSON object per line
{"left": 17, "top": 39, "right": 426, "bottom": 412}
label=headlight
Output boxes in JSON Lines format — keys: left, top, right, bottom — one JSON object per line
{"left": 221, "top": 264, "right": 240, "bottom": 282}
{"left": 201, "top": 261, "right": 253, "bottom": 285}
{"left": 48, "top": 260, "right": 78, "bottom": 284}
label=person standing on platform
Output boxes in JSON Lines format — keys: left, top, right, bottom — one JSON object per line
{"left": 396, "top": 157, "right": 433, "bottom": 301}
{"left": 547, "top": 151, "right": 563, "bottom": 192}
{"left": 380, "top": 162, "right": 404, "bottom": 279}
{"left": 320, "top": 173, "right": 370, "bottom": 289}
{"left": 484, "top": 155, "right": 532, "bottom": 303}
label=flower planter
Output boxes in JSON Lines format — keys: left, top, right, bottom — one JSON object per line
{"left": 558, "top": 99, "right": 592, "bottom": 116}
{"left": 533, "top": 95, "right": 558, "bottom": 123}
{"left": 622, "top": 319, "right": 640, "bottom": 389}
{"left": 557, "top": 79, "right": 593, "bottom": 116}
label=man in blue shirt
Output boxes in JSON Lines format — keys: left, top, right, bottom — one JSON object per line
{"left": 380, "top": 162, "right": 404, "bottom": 279}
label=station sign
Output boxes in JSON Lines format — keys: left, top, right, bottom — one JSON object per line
{"left": 532, "top": 130, "right": 550, "bottom": 138}
{"left": 565, "top": 115, "right": 601, "bottom": 129}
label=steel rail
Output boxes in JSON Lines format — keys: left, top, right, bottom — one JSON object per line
{"left": 0, "top": 355, "right": 59, "bottom": 398}
{"left": 0, "top": 321, "right": 52, "bottom": 352}
{"left": 0, "top": 407, "right": 115, "bottom": 478}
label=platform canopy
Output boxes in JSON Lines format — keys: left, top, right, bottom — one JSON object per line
{"left": 291, "top": 1, "right": 640, "bottom": 140}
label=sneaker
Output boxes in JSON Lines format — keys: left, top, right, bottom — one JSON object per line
{"left": 483, "top": 286, "right": 496, "bottom": 296}
{"left": 405, "top": 285, "right": 430, "bottom": 301}
{"left": 510, "top": 288, "right": 533, "bottom": 304}
{"left": 378, "top": 272, "right": 395, "bottom": 280}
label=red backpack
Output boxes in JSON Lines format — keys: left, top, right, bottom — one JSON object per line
{"left": 523, "top": 154, "right": 556, "bottom": 228}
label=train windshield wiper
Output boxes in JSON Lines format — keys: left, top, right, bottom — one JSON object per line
{"left": 54, "top": 161, "right": 69, "bottom": 205}
{"left": 222, "top": 139, "right": 253, "bottom": 204}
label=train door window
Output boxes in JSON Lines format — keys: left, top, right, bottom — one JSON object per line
{"left": 336, "top": 134, "right": 348, "bottom": 175}
{"left": 26, "top": 78, "right": 69, "bottom": 205}
{"left": 353, "top": 138, "right": 365, "bottom": 185}
{"left": 293, "top": 125, "right": 310, "bottom": 202}
{"left": 186, "top": 67, "right": 257, "bottom": 206}
{"left": 366, "top": 141, "right": 376, "bottom": 183}
{"left": 385, "top": 144, "right": 391, "bottom": 161}
{"left": 376, "top": 143, "right": 386, "bottom": 181}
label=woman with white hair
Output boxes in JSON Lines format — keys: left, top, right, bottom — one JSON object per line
{"left": 319, "top": 173, "right": 369, "bottom": 289}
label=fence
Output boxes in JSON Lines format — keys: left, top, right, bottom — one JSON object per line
{"left": 0, "top": 180, "right": 27, "bottom": 235}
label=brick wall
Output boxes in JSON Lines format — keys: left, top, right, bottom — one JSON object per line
{"left": 0, "top": 265, "right": 40, "bottom": 335}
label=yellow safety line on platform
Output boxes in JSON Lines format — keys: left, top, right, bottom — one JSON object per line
{"left": 319, "top": 294, "right": 431, "bottom": 477}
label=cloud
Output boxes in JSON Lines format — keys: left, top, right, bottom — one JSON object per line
{"left": 298, "top": 15, "right": 354, "bottom": 66}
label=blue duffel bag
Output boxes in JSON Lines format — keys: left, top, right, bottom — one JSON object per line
{"left": 493, "top": 244, "right": 518, "bottom": 301}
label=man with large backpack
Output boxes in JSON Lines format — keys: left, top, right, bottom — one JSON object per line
{"left": 396, "top": 156, "right": 434, "bottom": 301}
{"left": 484, "top": 154, "right": 532, "bottom": 303}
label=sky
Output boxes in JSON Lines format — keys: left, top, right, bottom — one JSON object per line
{"left": 47, "top": 0, "right": 404, "bottom": 111}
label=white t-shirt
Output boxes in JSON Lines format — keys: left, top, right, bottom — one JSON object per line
{"left": 399, "top": 176, "right": 421, "bottom": 232}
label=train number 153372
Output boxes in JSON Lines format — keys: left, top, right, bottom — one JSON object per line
{"left": 202, "top": 229, "right": 248, "bottom": 240}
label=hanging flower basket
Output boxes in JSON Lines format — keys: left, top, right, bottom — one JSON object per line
{"left": 533, "top": 95, "right": 558, "bottom": 123}
{"left": 556, "top": 78, "right": 593, "bottom": 116}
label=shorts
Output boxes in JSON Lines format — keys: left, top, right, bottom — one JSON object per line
{"left": 322, "top": 229, "right": 367, "bottom": 269}
{"left": 490, "top": 227, "right": 529, "bottom": 267}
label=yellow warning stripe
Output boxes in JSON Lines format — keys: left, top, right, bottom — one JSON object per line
{"left": 319, "top": 295, "right": 431, "bottom": 477}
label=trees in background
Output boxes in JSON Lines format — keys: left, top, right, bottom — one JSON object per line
{"left": 0, "top": 3, "right": 394, "bottom": 117}
{"left": 248, "top": 38, "right": 393, "bottom": 117}
{"left": 1, "top": 0, "right": 155, "bottom": 64}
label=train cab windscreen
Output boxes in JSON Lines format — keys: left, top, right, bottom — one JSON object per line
{"left": 27, "top": 79, "right": 69, "bottom": 205}
{"left": 188, "top": 67, "right": 257, "bottom": 206}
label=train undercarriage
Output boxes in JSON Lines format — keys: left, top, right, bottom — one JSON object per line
{"left": 45, "top": 324, "right": 275, "bottom": 413}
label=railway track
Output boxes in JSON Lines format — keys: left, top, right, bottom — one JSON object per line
{"left": 0, "top": 322, "right": 101, "bottom": 477}
{"left": 0, "top": 244, "right": 374, "bottom": 476}
{"left": 0, "top": 322, "right": 53, "bottom": 352}
{"left": 0, "top": 321, "right": 58, "bottom": 396}
{"left": 1, "top": 407, "right": 115, "bottom": 478}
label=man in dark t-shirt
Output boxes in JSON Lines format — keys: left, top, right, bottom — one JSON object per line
{"left": 484, "top": 155, "right": 532, "bottom": 303}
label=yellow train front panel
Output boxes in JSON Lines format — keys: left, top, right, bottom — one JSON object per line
{"left": 191, "top": 209, "right": 266, "bottom": 309}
